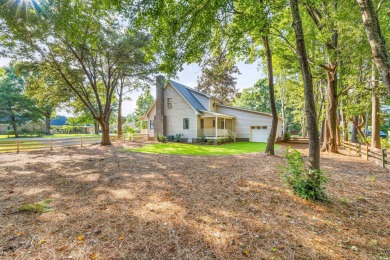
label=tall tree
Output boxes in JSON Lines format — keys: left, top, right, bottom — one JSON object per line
{"left": 197, "top": 50, "right": 240, "bottom": 102}
{"left": 131, "top": 88, "right": 155, "bottom": 130}
{"left": 290, "top": 0, "right": 320, "bottom": 170}
{"left": 357, "top": 0, "right": 390, "bottom": 93}
{"left": 0, "top": 66, "right": 40, "bottom": 137}
{"left": 234, "top": 79, "right": 271, "bottom": 113}
{"left": 16, "top": 62, "right": 70, "bottom": 134}
{"left": 0, "top": 0, "right": 153, "bottom": 145}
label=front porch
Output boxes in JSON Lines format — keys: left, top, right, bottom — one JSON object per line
{"left": 198, "top": 112, "right": 236, "bottom": 141}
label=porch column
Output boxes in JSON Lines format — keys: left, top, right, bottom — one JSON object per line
{"left": 224, "top": 118, "right": 226, "bottom": 137}
{"left": 215, "top": 116, "right": 218, "bottom": 138}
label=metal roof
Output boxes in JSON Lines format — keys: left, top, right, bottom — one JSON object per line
{"left": 169, "top": 80, "right": 207, "bottom": 112}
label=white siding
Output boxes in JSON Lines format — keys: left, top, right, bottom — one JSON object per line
{"left": 147, "top": 104, "right": 156, "bottom": 138}
{"left": 216, "top": 106, "right": 283, "bottom": 139}
{"left": 164, "top": 84, "right": 198, "bottom": 138}
{"left": 190, "top": 92, "right": 209, "bottom": 110}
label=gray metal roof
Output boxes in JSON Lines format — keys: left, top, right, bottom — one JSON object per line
{"left": 169, "top": 80, "right": 207, "bottom": 112}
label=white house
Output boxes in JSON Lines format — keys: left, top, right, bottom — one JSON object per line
{"left": 140, "top": 76, "right": 283, "bottom": 142}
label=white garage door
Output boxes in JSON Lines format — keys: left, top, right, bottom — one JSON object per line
{"left": 250, "top": 126, "right": 269, "bottom": 142}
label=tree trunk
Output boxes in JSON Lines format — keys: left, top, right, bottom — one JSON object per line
{"left": 94, "top": 121, "right": 99, "bottom": 134}
{"left": 321, "top": 63, "right": 338, "bottom": 153}
{"left": 357, "top": 0, "right": 390, "bottom": 93}
{"left": 98, "top": 118, "right": 111, "bottom": 145}
{"left": 291, "top": 0, "right": 320, "bottom": 170}
{"left": 11, "top": 122, "right": 18, "bottom": 138}
{"left": 351, "top": 115, "right": 368, "bottom": 145}
{"left": 320, "top": 119, "right": 325, "bottom": 143}
{"left": 342, "top": 111, "right": 348, "bottom": 141}
{"left": 351, "top": 116, "right": 358, "bottom": 143}
{"left": 263, "top": 36, "right": 278, "bottom": 155}
{"left": 45, "top": 113, "right": 51, "bottom": 135}
{"left": 117, "top": 84, "right": 123, "bottom": 137}
{"left": 371, "top": 66, "right": 381, "bottom": 148}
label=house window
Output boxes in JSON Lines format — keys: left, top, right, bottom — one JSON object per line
{"left": 150, "top": 120, "right": 154, "bottom": 130}
{"left": 213, "top": 120, "right": 215, "bottom": 127}
{"left": 212, "top": 101, "right": 216, "bottom": 107}
{"left": 183, "top": 118, "right": 189, "bottom": 129}
{"left": 221, "top": 121, "right": 225, "bottom": 129}
{"left": 167, "top": 98, "right": 172, "bottom": 109}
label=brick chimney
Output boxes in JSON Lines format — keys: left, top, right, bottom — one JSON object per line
{"left": 154, "top": 75, "right": 166, "bottom": 135}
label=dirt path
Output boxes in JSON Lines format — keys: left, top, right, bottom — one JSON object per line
{"left": 0, "top": 142, "right": 389, "bottom": 259}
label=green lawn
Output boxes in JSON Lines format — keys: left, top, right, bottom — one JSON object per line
{"left": 125, "top": 142, "right": 276, "bottom": 156}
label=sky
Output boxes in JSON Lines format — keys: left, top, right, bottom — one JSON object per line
{"left": 0, "top": 57, "right": 266, "bottom": 117}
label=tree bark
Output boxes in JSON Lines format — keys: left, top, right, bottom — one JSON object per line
{"left": 342, "top": 111, "right": 348, "bottom": 141}
{"left": 11, "top": 122, "right": 18, "bottom": 138}
{"left": 117, "top": 83, "right": 124, "bottom": 137}
{"left": 290, "top": 0, "right": 320, "bottom": 170}
{"left": 94, "top": 121, "right": 99, "bottom": 134}
{"left": 45, "top": 113, "right": 51, "bottom": 135}
{"left": 351, "top": 116, "right": 358, "bottom": 143}
{"left": 263, "top": 36, "right": 278, "bottom": 155}
{"left": 371, "top": 65, "right": 381, "bottom": 148}
{"left": 357, "top": 0, "right": 390, "bottom": 93}
{"left": 98, "top": 117, "right": 111, "bottom": 145}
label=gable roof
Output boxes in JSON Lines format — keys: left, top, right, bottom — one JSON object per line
{"left": 169, "top": 80, "right": 207, "bottom": 112}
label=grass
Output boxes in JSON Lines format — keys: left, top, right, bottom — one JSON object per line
{"left": 125, "top": 142, "right": 275, "bottom": 156}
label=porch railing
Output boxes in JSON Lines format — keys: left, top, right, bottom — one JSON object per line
{"left": 199, "top": 128, "right": 236, "bottom": 140}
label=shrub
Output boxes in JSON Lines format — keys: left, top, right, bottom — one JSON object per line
{"left": 283, "top": 132, "right": 291, "bottom": 142}
{"left": 20, "top": 128, "right": 28, "bottom": 135}
{"left": 155, "top": 133, "right": 167, "bottom": 143}
{"left": 7, "top": 129, "right": 14, "bottom": 137}
{"left": 175, "top": 133, "right": 183, "bottom": 142}
{"left": 280, "top": 148, "right": 327, "bottom": 201}
{"left": 124, "top": 125, "right": 136, "bottom": 134}
{"left": 199, "top": 133, "right": 206, "bottom": 143}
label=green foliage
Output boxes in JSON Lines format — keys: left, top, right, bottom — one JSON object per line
{"left": 234, "top": 79, "right": 275, "bottom": 113}
{"left": 283, "top": 132, "right": 291, "bottom": 142}
{"left": 124, "top": 125, "right": 136, "bottom": 134}
{"left": 281, "top": 148, "right": 327, "bottom": 201}
{"left": 155, "top": 133, "right": 167, "bottom": 143}
{"left": 131, "top": 88, "right": 155, "bottom": 129}
{"left": 381, "top": 138, "right": 390, "bottom": 149}
{"left": 175, "top": 133, "right": 183, "bottom": 142}
{"left": 0, "top": 66, "right": 41, "bottom": 135}
{"left": 19, "top": 198, "right": 54, "bottom": 213}
{"left": 197, "top": 50, "right": 240, "bottom": 102}
{"left": 199, "top": 133, "right": 206, "bottom": 143}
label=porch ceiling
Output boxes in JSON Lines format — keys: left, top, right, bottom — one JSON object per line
{"left": 200, "top": 111, "right": 235, "bottom": 119}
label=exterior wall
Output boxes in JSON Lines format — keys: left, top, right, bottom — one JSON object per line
{"left": 216, "top": 106, "right": 283, "bottom": 139}
{"left": 147, "top": 105, "right": 156, "bottom": 138}
{"left": 190, "top": 91, "right": 209, "bottom": 110}
{"left": 208, "top": 98, "right": 217, "bottom": 112}
{"left": 164, "top": 84, "right": 198, "bottom": 138}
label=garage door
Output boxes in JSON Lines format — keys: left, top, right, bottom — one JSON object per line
{"left": 250, "top": 126, "right": 269, "bottom": 142}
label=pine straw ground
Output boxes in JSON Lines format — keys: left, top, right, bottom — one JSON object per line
{"left": 0, "top": 142, "right": 389, "bottom": 260}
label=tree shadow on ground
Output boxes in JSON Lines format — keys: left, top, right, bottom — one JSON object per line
{"left": 0, "top": 142, "right": 389, "bottom": 259}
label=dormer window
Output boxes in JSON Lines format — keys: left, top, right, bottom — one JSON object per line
{"left": 167, "top": 98, "right": 172, "bottom": 109}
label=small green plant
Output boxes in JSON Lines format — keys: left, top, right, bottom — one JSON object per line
{"left": 199, "top": 133, "right": 206, "bottom": 143}
{"left": 123, "top": 125, "right": 136, "bottom": 134}
{"left": 357, "top": 195, "right": 366, "bottom": 201}
{"left": 283, "top": 132, "right": 291, "bottom": 142}
{"left": 175, "top": 133, "right": 183, "bottom": 142}
{"left": 280, "top": 147, "right": 327, "bottom": 201}
{"left": 155, "top": 133, "right": 167, "bottom": 143}
{"left": 338, "top": 197, "right": 350, "bottom": 205}
{"left": 19, "top": 198, "right": 54, "bottom": 213}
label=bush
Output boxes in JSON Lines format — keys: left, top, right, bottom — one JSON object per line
{"left": 155, "top": 133, "right": 167, "bottom": 143}
{"left": 381, "top": 138, "right": 390, "bottom": 149}
{"left": 20, "top": 128, "right": 28, "bottom": 135}
{"left": 123, "top": 125, "right": 136, "bottom": 134}
{"left": 199, "top": 133, "right": 206, "bottom": 143}
{"left": 283, "top": 132, "right": 291, "bottom": 142}
{"left": 175, "top": 133, "right": 183, "bottom": 142}
{"left": 280, "top": 148, "right": 327, "bottom": 201}
{"left": 7, "top": 129, "right": 14, "bottom": 137}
